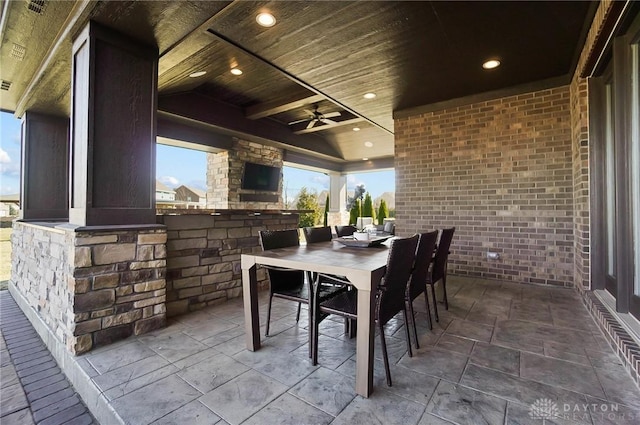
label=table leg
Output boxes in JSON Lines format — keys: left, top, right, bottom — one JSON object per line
{"left": 242, "top": 262, "right": 260, "bottom": 351}
{"left": 355, "top": 284, "right": 376, "bottom": 396}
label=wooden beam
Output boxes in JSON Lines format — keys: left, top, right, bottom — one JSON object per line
{"left": 158, "top": 92, "right": 344, "bottom": 160}
{"left": 245, "top": 92, "right": 325, "bottom": 120}
{"left": 157, "top": 115, "right": 234, "bottom": 151}
{"left": 293, "top": 117, "right": 365, "bottom": 135}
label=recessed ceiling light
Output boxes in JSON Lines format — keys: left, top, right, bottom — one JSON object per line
{"left": 352, "top": 127, "right": 361, "bottom": 132}
{"left": 363, "top": 92, "right": 376, "bottom": 99}
{"left": 189, "top": 71, "right": 207, "bottom": 78}
{"left": 364, "top": 141, "right": 373, "bottom": 147}
{"left": 482, "top": 59, "right": 501, "bottom": 70}
{"left": 256, "top": 12, "right": 276, "bottom": 27}
{"left": 230, "top": 68, "right": 243, "bottom": 75}
{"left": 362, "top": 157, "right": 369, "bottom": 161}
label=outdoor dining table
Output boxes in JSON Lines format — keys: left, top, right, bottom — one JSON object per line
{"left": 240, "top": 238, "right": 392, "bottom": 397}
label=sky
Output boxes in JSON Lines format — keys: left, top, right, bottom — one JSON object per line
{"left": 0, "top": 112, "right": 21, "bottom": 195}
{"left": 0, "top": 111, "right": 394, "bottom": 199}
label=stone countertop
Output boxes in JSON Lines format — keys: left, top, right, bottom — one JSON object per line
{"left": 156, "top": 209, "right": 312, "bottom": 215}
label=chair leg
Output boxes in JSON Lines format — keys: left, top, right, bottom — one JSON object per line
{"left": 312, "top": 313, "right": 319, "bottom": 366}
{"left": 265, "top": 294, "right": 274, "bottom": 336}
{"left": 406, "top": 299, "right": 419, "bottom": 351}
{"left": 308, "top": 293, "right": 314, "bottom": 359}
{"left": 430, "top": 283, "right": 439, "bottom": 322}
{"left": 348, "top": 319, "right": 357, "bottom": 338}
{"left": 296, "top": 302, "right": 302, "bottom": 322}
{"left": 442, "top": 275, "right": 449, "bottom": 310}
{"left": 402, "top": 307, "right": 413, "bottom": 358}
{"left": 379, "top": 322, "right": 392, "bottom": 387}
{"left": 423, "top": 290, "right": 433, "bottom": 331}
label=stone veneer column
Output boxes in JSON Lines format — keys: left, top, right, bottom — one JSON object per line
{"left": 10, "top": 222, "right": 167, "bottom": 354}
{"left": 328, "top": 172, "right": 349, "bottom": 225}
{"left": 20, "top": 111, "right": 69, "bottom": 220}
{"left": 207, "top": 138, "right": 283, "bottom": 209}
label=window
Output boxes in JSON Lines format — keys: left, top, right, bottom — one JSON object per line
{"left": 632, "top": 38, "right": 640, "bottom": 295}
{"left": 591, "top": 8, "right": 640, "bottom": 318}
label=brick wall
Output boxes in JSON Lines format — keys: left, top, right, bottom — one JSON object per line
{"left": 158, "top": 212, "right": 299, "bottom": 316}
{"left": 11, "top": 222, "right": 167, "bottom": 354}
{"left": 395, "top": 86, "right": 574, "bottom": 286}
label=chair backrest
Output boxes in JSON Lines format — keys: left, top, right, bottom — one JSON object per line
{"left": 432, "top": 227, "right": 455, "bottom": 282}
{"left": 376, "top": 234, "right": 419, "bottom": 325}
{"left": 303, "top": 226, "right": 333, "bottom": 243}
{"left": 383, "top": 221, "right": 396, "bottom": 235}
{"left": 407, "top": 230, "right": 439, "bottom": 302}
{"left": 259, "top": 229, "right": 300, "bottom": 250}
{"left": 258, "top": 229, "right": 303, "bottom": 290}
{"left": 335, "top": 225, "right": 357, "bottom": 237}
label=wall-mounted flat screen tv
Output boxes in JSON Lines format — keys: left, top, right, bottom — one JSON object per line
{"left": 241, "top": 162, "right": 281, "bottom": 192}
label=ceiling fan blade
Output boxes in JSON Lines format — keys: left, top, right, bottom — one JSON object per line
{"left": 306, "top": 120, "right": 316, "bottom": 129}
{"left": 322, "top": 118, "right": 338, "bottom": 125}
{"left": 323, "top": 112, "right": 341, "bottom": 119}
{"left": 303, "top": 109, "right": 315, "bottom": 116}
{"left": 288, "top": 118, "right": 309, "bottom": 125}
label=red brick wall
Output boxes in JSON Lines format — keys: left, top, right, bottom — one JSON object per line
{"left": 395, "top": 86, "right": 574, "bottom": 286}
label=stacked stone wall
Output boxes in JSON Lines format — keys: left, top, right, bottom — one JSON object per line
{"left": 159, "top": 212, "right": 299, "bottom": 316}
{"left": 11, "top": 222, "right": 167, "bottom": 354}
{"left": 11, "top": 223, "right": 75, "bottom": 351}
{"left": 207, "top": 139, "right": 284, "bottom": 210}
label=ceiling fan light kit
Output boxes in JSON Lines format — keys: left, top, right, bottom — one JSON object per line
{"left": 287, "top": 105, "right": 342, "bottom": 129}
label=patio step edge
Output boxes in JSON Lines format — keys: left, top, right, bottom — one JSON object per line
{"left": 8, "top": 282, "right": 125, "bottom": 425}
{"left": 583, "top": 290, "right": 640, "bottom": 388}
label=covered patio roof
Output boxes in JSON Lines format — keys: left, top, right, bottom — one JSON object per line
{"left": 0, "top": 0, "right": 596, "bottom": 171}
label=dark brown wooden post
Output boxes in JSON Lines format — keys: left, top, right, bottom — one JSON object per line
{"left": 19, "top": 112, "right": 69, "bottom": 220}
{"left": 69, "top": 21, "right": 158, "bottom": 226}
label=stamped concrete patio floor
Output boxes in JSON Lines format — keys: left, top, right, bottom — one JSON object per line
{"left": 73, "top": 276, "right": 640, "bottom": 425}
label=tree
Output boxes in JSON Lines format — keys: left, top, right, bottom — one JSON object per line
{"left": 296, "top": 187, "right": 320, "bottom": 228}
{"left": 377, "top": 199, "right": 389, "bottom": 225}
{"left": 349, "top": 199, "right": 361, "bottom": 226}
{"left": 363, "top": 192, "right": 376, "bottom": 223}
{"left": 323, "top": 194, "right": 329, "bottom": 227}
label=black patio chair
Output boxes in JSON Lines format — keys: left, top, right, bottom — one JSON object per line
{"left": 311, "top": 234, "right": 419, "bottom": 386}
{"left": 405, "top": 230, "right": 439, "bottom": 351}
{"left": 259, "top": 229, "right": 348, "bottom": 343}
{"left": 428, "top": 227, "right": 455, "bottom": 322}
{"left": 302, "top": 226, "right": 334, "bottom": 243}
{"left": 303, "top": 226, "right": 354, "bottom": 334}
{"left": 302, "top": 226, "right": 347, "bottom": 285}
{"left": 335, "top": 225, "right": 357, "bottom": 237}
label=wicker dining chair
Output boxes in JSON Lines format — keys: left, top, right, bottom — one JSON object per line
{"left": 428, "top": 227, "right": 455, "bottom": 322}
{"left": 311, "top": 234, "right": 419, "bottom": 386}
{"left": 335, "top": 225, "right": 357, "bottom": 237}
{"left": 303, "top": 226, "right": 354, "bottom": 334}
{"left": 259, "top": 229, "right": 348, "bottom": 343}
{"left": 405, "top": 230, "right": 439, "bottom": 351}
{"left": 302, "top": 226, "right": 334, "bottom": 243}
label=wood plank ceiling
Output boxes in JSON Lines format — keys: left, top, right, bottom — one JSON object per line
{"left": 0, "top": 0, "right": 595, "bottom": 168}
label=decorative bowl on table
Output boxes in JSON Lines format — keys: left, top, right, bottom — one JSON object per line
{"left": 353, "top": 232, "right": 369, "bottom": 241}
{"left": 336, "top": 235, "right": 391, "bottom": 248}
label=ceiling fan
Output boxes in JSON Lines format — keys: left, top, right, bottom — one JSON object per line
{"left": 287, "top": 105, "right": 341, "bottom": 129}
